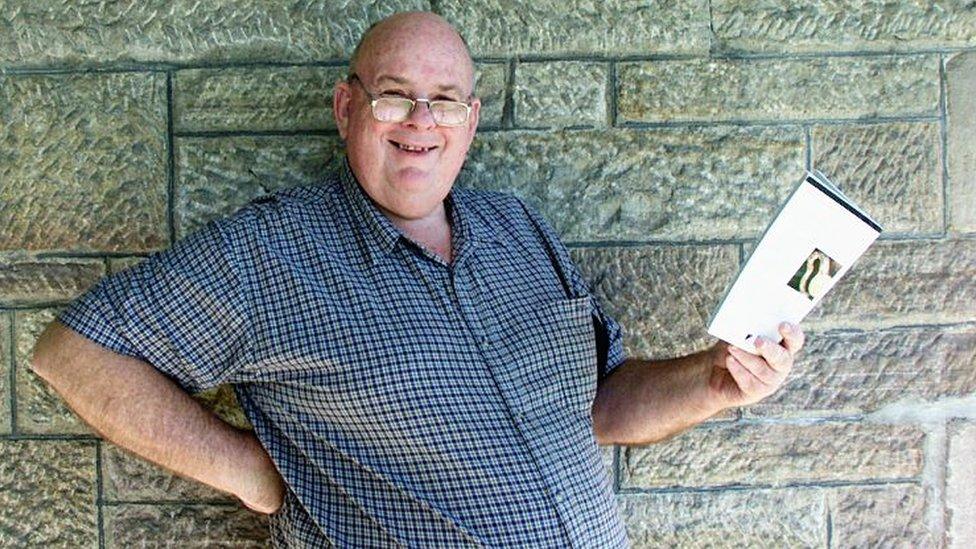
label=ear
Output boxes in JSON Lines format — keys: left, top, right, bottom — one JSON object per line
{"left": 464, "top": 97, "right": 481, "bottom": 145}
{"left": 333, "top": 81, "right": 353, "bottom": 140}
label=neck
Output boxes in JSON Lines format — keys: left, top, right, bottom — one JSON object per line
{"left": 383, "top": 202, "right": 453, "bottom": 263}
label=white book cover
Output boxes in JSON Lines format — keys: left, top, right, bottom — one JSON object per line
{"left": 707, "top": 170, "right": 882, "bottom": 353}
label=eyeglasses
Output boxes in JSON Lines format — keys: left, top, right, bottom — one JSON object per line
{"left": 348, "top": 74, "right": 473, "bottom": 127}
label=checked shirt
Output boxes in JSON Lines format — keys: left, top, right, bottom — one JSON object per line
{"left": 58, "top": 158, "right": 630, "bottom": 548}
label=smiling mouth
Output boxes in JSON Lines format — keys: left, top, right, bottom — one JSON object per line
{"left": 389, "top": 139, "right": 438, "bottom": 153}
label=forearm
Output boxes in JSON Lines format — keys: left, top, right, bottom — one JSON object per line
{"left": 30, "top": 320, "right": 275, "bottom": 502}
{"left": 591, "top": 350, "right": 724, "bottom": 446}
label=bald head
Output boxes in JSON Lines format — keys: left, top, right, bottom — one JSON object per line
{"left": 349, "top": 12, "right": 475, "bottom": 93}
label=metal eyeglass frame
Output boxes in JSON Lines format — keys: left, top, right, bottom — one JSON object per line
{"left": 347, "top": 74, "right": 473, "bottom": 127}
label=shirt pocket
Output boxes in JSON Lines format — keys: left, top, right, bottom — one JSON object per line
{"left": 495, "top": 296, "right": 598, "bottom": 418}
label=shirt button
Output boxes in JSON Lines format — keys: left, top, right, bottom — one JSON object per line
{"left": 554, "top": 490, "right": 566, "bottom": 504}
{"left": 479, "top": 335, "right": 489, "bottom": 346}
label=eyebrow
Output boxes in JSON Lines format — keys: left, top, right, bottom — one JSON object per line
{"left": 373, "top": 74, "right": 467, "bottom": 97}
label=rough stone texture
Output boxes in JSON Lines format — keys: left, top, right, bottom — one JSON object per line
{"left": 0, "top": 0, "right": 429, "bottom": 67}
{"left": 812, "top": 122, "right": 943, "bottom": 235}
{"left": 806, "top": 239, "right": 976, "bottom": 329}
{"left": 104, "top": 504, "right": 269, "bottom": 547}
{"left": 621, "top": 422, "right": 924, "bottom": 489}
{"left": 514, "top": 62, "right": 607, "bottom": 128}
{"left": 0, "top": 313, "right": 9, "bottom": 434}
{"left": 617, "top": 55, "right": 939, "bottom": 123}
{"left": 102, "top": 443, "right": 233, "bottom": 502}
{"left": 617, "top": 489, "right": 825, "bottom": 547}
{"left": 438, "top": 0, "right": 710, "bottom": 56}
{"left": 713, "top": 0, "right": 976, "bottom": 53}
{"left": 0, "top": 258, "right": 104, "bottom": 306}
{"left": 947, "top": 52, "right": 976, "bottom": 233}
{"left": 828, "top": 484, "right": 934, "bottom": 548}
{"left": 572, "top": 245, "right": 739, "bottom": 360}
{"left": 174, "top": 66, "right": 346, "bottom": 133}
{"left": 461, "top": 126, "right": 805, "bottom": 241}
{"left": 108, "top": 257, "right": 149, "bottom": 275}
{"left": 748, "top": 325, "right": 976, "bottom": 417}
{"left": 473, "top": 62, "right": 507, "bottom": 128}
{"left": 947, "top": 420, "right": 976, "bottom": 548}
{"left": 0, "top": 440, "right": 98, "bottom": 547}
{"left": 14, "top": 308, "right": 92, "bottom": 435}
{"left": 0, "top": 72, "right": 168, "bottom": 253}
{"left": 175, "top": 135, "right": 345, "bottom": 237}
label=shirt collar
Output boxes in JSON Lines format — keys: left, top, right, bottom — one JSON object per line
{"left": 338, "top": 156, "right": 500, "bottom": 266}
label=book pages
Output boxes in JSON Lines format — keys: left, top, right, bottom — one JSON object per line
{"left": 707, "top": 171, "right": 882, "bottom": 353}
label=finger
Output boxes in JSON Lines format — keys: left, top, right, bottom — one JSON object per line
{"left": 754, "top": 337, "right": 793, "bottom": 375}
{"left": 729, "top": 346, "right": 778, "bottom": 385}
{"left": 778, "top": 322, "right": 806, "bottom": 356}
{"left": 725, "top": 354, "right": 767, "bottom": 395}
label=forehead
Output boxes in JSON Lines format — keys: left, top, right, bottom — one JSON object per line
{"left": 356, "top": 27, "right": 474, "bottom": 94}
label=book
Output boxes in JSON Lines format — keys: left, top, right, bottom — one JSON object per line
{"left": 707, "top": 170, "right": 882, "bottom": 353}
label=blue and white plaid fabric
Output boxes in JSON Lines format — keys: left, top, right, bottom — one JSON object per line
{"left": 58, "top": 158, "right": 629, "bottom": 548}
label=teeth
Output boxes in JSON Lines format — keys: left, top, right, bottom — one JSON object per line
{"left": 396, "top": 142, "right": 430, "bottom": 152}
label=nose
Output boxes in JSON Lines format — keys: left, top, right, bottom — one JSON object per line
{"left": 404, "top": 99, "right": 437, "bottom": 130}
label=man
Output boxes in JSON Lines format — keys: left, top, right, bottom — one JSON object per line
{"left": 31, "top": 11, "right": 804, "bottom": 548}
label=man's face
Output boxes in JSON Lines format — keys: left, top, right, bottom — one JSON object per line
{"left": 333, "top": 24, "right": 481, "bottom": 222}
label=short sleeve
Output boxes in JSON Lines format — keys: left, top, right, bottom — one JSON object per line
{"left": 514, "top": 198, "right": 627, "bottom": 382}
{"left": 57, "top": 218, "right": 254, "bottom": 395}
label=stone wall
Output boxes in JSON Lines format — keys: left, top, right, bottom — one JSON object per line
{"left": 1, "top": 1, "right": 974, "bottom": 547}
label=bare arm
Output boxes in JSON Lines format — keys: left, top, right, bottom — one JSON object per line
{"left": 592, "top": 323, "right": 805, "bottom": 446}
{"left": 30, "top": 320, "right": 285, "bottom": 514}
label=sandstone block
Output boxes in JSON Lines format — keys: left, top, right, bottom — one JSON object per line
{"left": 0, "top": 313, "right": 9, "bottom": 434}
{"left": 812, "top": 122, "right": 943, "bottom": 234}
{"left": 438, "top": 0, "right": 710, "bottom": 56}
{"left": 174, "top": 66, "right": 346, "bottom": 133}
{"left": 947, "top": 420, "right": 976, "bottom": 548}
{"left": 474, "top": 62, "right": 508, "bottom": 128}
{"left": 14, "top": 309, "right": 92, "bottom": 435}
{"left": 947, "top": 52, "right": 976, "bottom": 233}
{"left": 0, "top": 0, "right": 428, "bottom": 66}
{"left": 175, "top": 135, "right": 345, "bottom": 237}
{"left": 0, "top": 440, "right": 97, "bottom": 547}
{"left": 827, "top": 485, "right": 934, "bottom": 548}
{"left": 806, "top": 239, "right": 976, "bottom": 329}
{"left": 461, "top": 126, "right": 804, "bottom": 241}
{"left": 713, "top": 0, "right": 976, "bottom": 53}
{"left": 104, "top": 503, "right": 269, "bottom": 547}
{"left": 748, "top": 325, "right": 976, "bottom": 417}
{"left": 0, "top": 72, "right": 168, "bottom": 253}
{"left": 571, "top": 244, "right": 739, "bottom": 360}
{"left": 514, "top": 62, "right": 607, "bottom": 128}
{"left": 0, "top": 258, "right": 104, "bottom": 306}
{"left": 617, "top": 489, "right": 825, "bottom": 547}
{"left": 617, "top": 56, "right": 938, "bottom": 123}
{"left": 621, "top": 421, "right": 924, "bottom": 489}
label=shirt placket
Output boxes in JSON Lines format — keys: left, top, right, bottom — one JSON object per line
{"left": 447, "top": 256, "right": 576, "bottom": 548}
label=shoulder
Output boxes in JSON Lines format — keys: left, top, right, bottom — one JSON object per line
{"left": 453, "top": 186, "right": 538, "bottom": 226}
{"left": 220, "top": 174, "right": 343, "bottom": 234}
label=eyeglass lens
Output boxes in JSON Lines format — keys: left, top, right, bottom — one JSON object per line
{"left": 372, "top": 97, "right": 468, "bottom": 126}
